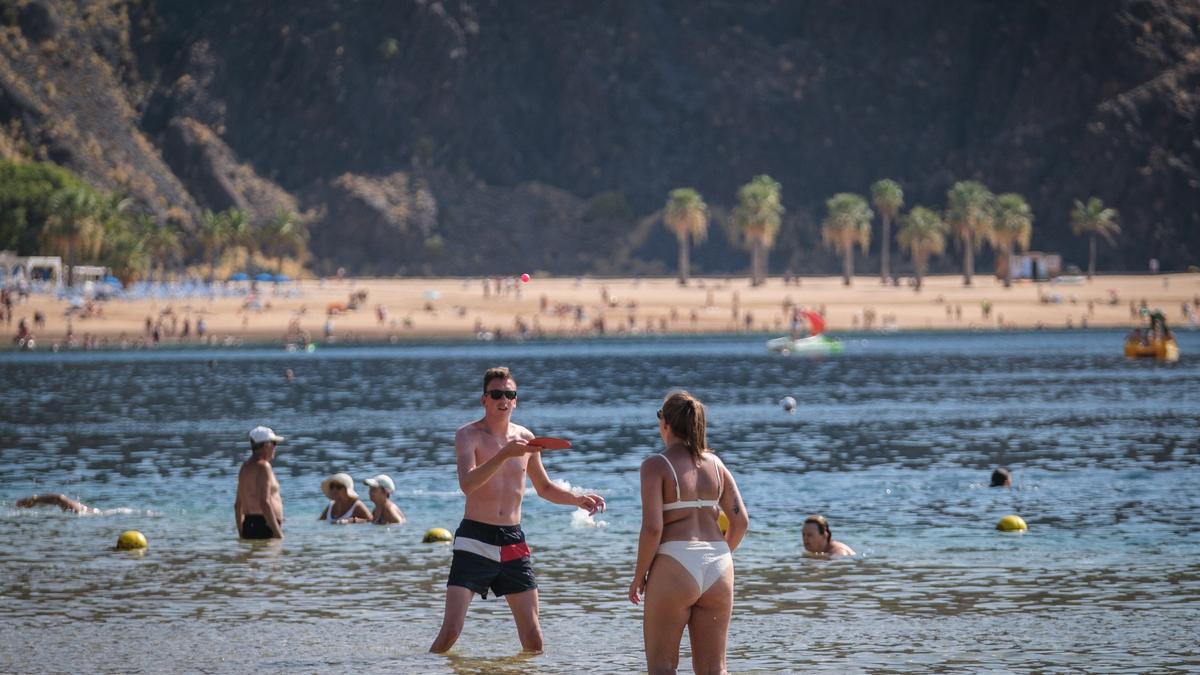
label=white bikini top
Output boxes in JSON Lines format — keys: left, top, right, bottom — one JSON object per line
{"left": 658, "top": 453, "right": 723, "bottom": 511}
{"left": 326, "top": 500, "right": 364, "bottom": 521}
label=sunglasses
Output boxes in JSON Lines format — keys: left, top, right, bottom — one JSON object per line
{"left": 328, "top": 483, "right": 344, "bottom": 491}
{"left": 486, "top": 390, "right": 518, "bottom": 400}
{"left": 657, "top": 409, "right": 664, "bottom": 419}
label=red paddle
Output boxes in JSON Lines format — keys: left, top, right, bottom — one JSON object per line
{"left": 528, "top": 437, "right": 572, "bottom": 450}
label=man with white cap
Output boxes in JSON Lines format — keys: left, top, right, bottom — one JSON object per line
{"left": 235, "top": 425, "right": 285, "bottom": 539}
{"left": 363, "top": 474, "right": 406, "bottom": 524}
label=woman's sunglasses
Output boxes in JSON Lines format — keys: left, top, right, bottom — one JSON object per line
{"left": 487, "top": 390, "right": 518, "bottom": 400}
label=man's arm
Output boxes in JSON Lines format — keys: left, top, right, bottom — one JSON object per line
{"left": 234, "top": 493, "right": 244, "bottom": 534}
{"left": 455, "top": 428, "right": 539, "bottom": 496}
{"left": 255, "top": 468, "right": 284, "bottom": 538}
{"left": 528, "top": 453, "right": 606, "bottom": 515}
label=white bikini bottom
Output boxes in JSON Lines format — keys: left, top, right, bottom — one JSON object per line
{"left": 656, "top": 540, "right": 732, "bottom": 593}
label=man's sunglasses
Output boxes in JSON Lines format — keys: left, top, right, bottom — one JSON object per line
{"left": 486, "top": 390, "right": 518, "bottom": 400}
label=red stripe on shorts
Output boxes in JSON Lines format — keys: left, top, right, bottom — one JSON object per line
{"left": 500, "top": 541, "right": 531, "bottom": 562}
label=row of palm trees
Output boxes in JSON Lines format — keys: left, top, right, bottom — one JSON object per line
{"left": 38, "top": 183, "right": 308, "bottom": 287}
{"left": 663, "top": 176, "right": 1122, "bottom": 288}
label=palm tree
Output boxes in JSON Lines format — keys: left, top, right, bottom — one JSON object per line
{"left": 223, "top": 208, "right": 252, "bottom": 260}
{"left": 897, "top": 206, "right": 948, "bottom": 291}
{"left": 198, "top": 209, "right": 228, "bottom": 282}
{"left": 945, "top": 180, "right": 995, "bottom": 286}
{"left": 822, "top": 192, "right": 874, "bottom": 286}
{"left": 990, "top": 193, "right": 1034, "bottom": 288}
{"left": 870, "top": 179, "right": 904, "bottom": 284}
{"left": 663, "top": 188, "right": 709, "bottom": 285}
{"left": 732, "top": 175, "right": 784, "bottom": 286}
{"left": 43, "top": 186, "right": 103, "bottom": 287}
{"left": 102, "top": 230, "right": 150, "bottom": 287}
{"left": 261, "top": 209, "right": 309, "bottom": 274}
{"left": 1070, "top": 197, "right": 1120, "bottom": 280}
{"left": 138, "top": 215, "right": 182, "bottom": 282}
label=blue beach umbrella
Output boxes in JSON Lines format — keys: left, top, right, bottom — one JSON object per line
{"left": 102, "top": 275, "right": 121, "bottom": 286}
{"left": 228, "top": 272, "right": 250, "bottom": 282}
{"left": 273, "top": 274, "right": 290, "bottom": 283}
{"left": 254, "top": 272, "right": 274, "bottom": 282}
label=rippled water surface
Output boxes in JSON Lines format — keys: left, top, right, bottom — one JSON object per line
{"left": 2, "top": 331, "right": 1199, "bottom": 673}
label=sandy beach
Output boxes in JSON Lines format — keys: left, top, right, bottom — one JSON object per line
{"left": 5, "top": 273, "right": 1198, "bottom": 347}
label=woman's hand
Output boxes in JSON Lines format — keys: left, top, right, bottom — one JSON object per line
{"left": 628, "top": 573, "right": 647, "bottom": 605}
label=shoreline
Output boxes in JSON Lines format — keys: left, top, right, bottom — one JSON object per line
{"left": 3, "top": 273, "right": 1196, "bottom": 350}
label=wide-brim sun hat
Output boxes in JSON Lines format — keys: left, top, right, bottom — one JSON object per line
{"left": 321, "top": 472, "right": 358, "bottom": 500}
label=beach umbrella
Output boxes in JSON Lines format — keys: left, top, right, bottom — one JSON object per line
{"left": 228, "top": 272, "right": 249, "bottom": 281}
{"left": 273, "top": 274, "right": 290, "bottom": 283}
{"left": 102, "top": 275, "right": 121, "bottom": 286}
{"left": 254, "top": 272, "right": 274, "bottom": 282}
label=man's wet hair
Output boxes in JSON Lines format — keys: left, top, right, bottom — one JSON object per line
{"left": 990, "top": 467, "right": 1012, "bottom": 487}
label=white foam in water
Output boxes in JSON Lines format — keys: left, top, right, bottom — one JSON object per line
{"left": 570, "top": 507, "right": 607, "bottom": 528}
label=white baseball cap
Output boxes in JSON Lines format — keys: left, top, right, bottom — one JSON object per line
{"left": 249, "top": 426, "right": 284, "bottom": 444}
{"left": 363, "top": 474, "right": 395, "bottom": 493}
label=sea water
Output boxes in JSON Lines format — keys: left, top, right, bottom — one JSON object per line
{"left": 1, "top": 331, "right": 1198, "bottom": 673}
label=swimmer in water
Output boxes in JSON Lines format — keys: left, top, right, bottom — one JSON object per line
{"left": 802, "top": 514, "right": 855, "bottom": 557}
{"left": 362, "top": 474, "right": 406, "bottom": 524}
{"left": 14, "top": 493, "right": 95, "bottom": 514}
{"left": 990, "top": 467, "right": 1012, "bottom": 488}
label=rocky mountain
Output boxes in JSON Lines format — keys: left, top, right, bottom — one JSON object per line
{"left": 2, "top": 0, "right": 1197, "bottom": 275}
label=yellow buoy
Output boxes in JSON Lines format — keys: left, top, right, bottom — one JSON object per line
{"left": 718, "top": 511, "right": 729, "bottom": 535}
{"left": 116, "top": 530, "right": 148, "bottom": 550}
{"left": 423, "top": 527, "right": 453, "bottom": 543}
{"left": 996, "top": 515, "right": 1028, "bottom": 532}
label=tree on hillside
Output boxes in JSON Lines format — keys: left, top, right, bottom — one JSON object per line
{"left": 43, "top": 186, "right": 104, "bottom": 288}
{"left": 260, "top": 209, "right": 309, "bottom": 274}
{"left": 821, "top": 192, "right": 873, "bottom": 286}
{"left": 732, "top": 175, "right": 784, "bottom": 286}
{"left": 990, "top": 193, "right": 1034, "bottom": 288}
{"left": 946, "top": 180, "right": 995, "bottom": 286}
{"left": 0, "top": 160, "right": 84, "bottom": 254}
{"left": 870, "top": 179, "right": 903, "bottom": 284}
{"left": 897, "top": 206, "right": 948, "bottom": 292}
{"left": 663, "top": 188, "right": 709, "bottom": 285}
{"left": 1070, "top": 197, "right": 1120, "bottom": 280}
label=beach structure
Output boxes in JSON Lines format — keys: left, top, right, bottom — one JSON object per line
{"left": 0, "top": 250, "right": 63, "bottom": 287}
{"left": 1002, "top": 251, "right": 1062, "bottom": 281}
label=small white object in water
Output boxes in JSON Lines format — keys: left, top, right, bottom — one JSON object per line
{"left": 780, "top": 396, "right": 797, "bottom": 412}
{"left": 571, "top": 508, "right": 606, "bottom": 528}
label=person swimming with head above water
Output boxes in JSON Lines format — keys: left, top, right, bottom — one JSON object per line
{"left": 630, "top": 390, "right": 749, "bottom": 675}
{"left": 802, "top": 514, "right": 855, "bottom": 557}
{"left": 14, "top": 493, "right": 95, "bottom": 514}
{"left": 319, "top": 473, "right": 372, "bottom": 524}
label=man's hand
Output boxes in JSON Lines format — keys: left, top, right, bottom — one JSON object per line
{"left": 500, "top": 439, "right": 540, "bottom": 459}
{"left": 576, "top": 493, "right": 606, "bottom": 516}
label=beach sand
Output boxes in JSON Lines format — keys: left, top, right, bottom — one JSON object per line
{"left": 5, "top": 273, "right": 1198, "bottom": 346}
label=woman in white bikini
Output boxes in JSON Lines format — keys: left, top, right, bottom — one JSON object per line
{"left": 318, "top": 473, "right": 372, "bottom": 524}
{"left": 629, "top": 391, "right": 749, "bottom": 674}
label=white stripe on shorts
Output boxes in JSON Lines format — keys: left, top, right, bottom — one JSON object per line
{"left": 453, "top": 536, "right": 501, "bottom": 562}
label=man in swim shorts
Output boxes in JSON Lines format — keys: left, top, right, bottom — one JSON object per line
{"left": 429, "top": 366, "right": 605, "bottom": 654}
{"left": 234, "top": 426, "right": 285, "bottom": 539}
